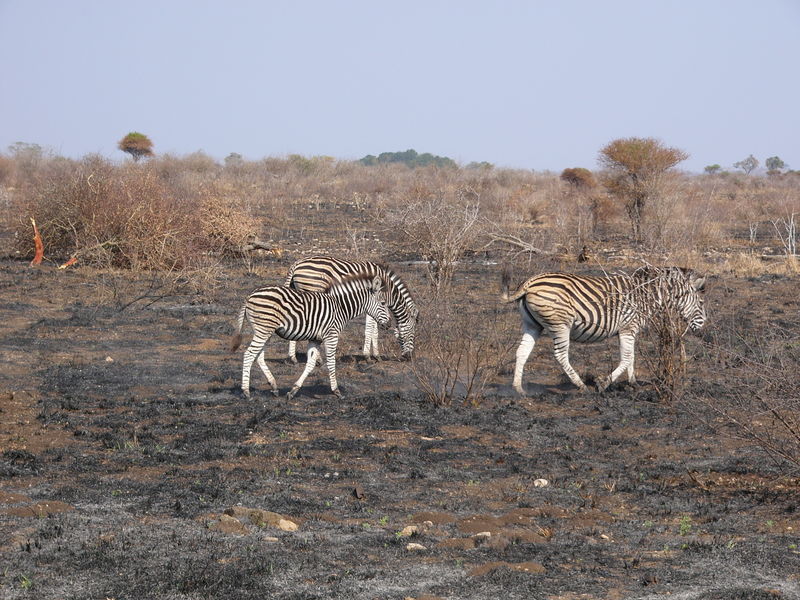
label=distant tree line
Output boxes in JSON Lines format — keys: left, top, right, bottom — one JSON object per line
{"left": 359, "top": 149, "right": 457, "bottom": 169}
{"left": 706, "top": 154, "right": 791, "bottom": 176}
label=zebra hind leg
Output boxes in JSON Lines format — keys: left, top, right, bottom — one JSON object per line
{"left": 241, "top": 334, "right": 275, "bottom": 399}
{"left": 255, "top": 352, "right": 280, "bottom": 396}
{"left": 287, "top": 340, "right": 299, "bottom": 364}
{"left": 512, "top": 326, "right": 541, "bottom": 395}
{"left": 288, "top": 342, "right": 321, "bottom": 400}
{"left": 599, "top": 331, "right": 636, "bottom": 392}
{"left": 551, "top": 328, "right": 588, "bottom": 392}
{"left": 322, "top": 333, "right": 343, "bottom": 398}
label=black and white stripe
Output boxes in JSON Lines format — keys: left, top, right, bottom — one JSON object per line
{"left": 502, "top": 266, "right": 707, "bottom": 394}
{"left": 231, "top": 273, "right": 390, "bottom": 399}
{"left": 284, "top": 255, "right": 419, "bottom": 361}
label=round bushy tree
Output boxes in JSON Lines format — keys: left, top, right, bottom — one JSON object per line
{"left": 598, "top": 137, "right": 688, "bottom": 243}
{"left": 118, "top": 132, "right": 154, "bottom": 162}
{"left": 560, "top": 167, "right": 597, "bottom": 189}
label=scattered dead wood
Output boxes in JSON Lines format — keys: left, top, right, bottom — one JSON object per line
{"left": 484, "top": 232, "right": 554, "bottom": 256}
{"left": 241, "top": 238, "right": 284, "bottom": 257}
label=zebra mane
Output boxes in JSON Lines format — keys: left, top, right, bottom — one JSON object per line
{"left": 632, "top": 265, "right": 696, "bottom": 282}
{"left": 323, "top": 272, "right": 380, "bottom": 294}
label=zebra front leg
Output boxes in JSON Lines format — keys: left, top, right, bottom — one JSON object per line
{"left": 599, "top": 331, "right": 636, "bottom": 392}
{"left": 362, "top": 316, "right": 380, "bottom": 360}
{"left": 512, "top": 326, "right": 540, "bottom": 395}
{"left": 551, "top": 328, "right": 588, "bottom": 391}
{"left": 287, "top": 342, "right": 321, "bottom": 400}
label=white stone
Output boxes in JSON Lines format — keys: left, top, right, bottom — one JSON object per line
{"left": 278, "top": 519, "right": 298, "bottom": 532}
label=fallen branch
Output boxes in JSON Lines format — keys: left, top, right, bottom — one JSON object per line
{"left": 58, "top": 239, "right": 121, "bottom": 269}
{"left": 241, "top": 238, "right": 284, "bottom": 257}
{"left": 759, "top": 254, "right": 799, "bottom": 261}
{"left": 484, "top": 232, "right": 554, "bottom": 256}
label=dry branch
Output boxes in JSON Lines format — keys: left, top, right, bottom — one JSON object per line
{"left": 484, "top": 232, "right": 554, "bottom": 256}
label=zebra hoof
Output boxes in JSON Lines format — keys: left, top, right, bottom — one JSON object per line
{"left": 287, "top": 387, "right": 299, "bottom": 400}
{"left": 332, "top": 389, "right": 344, "bottom": 400}
{"left": 242, "top": 389, "right": 251, "bottom": 400}
{"left": 270, "top": 388, "right": 279, "bottom": 397}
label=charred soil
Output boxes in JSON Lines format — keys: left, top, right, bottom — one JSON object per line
{"left": 1, "top": 259, "right": 799, "bottom": 600}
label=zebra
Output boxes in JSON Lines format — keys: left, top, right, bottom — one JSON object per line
{"left": 501, "top": 266, "right": 707, "bottom": 394}
{"left": 283, "top": 255, "right": 419, "bottom": 362}
{"left": 231, "top": 273, "right": 391, "bottom": 400}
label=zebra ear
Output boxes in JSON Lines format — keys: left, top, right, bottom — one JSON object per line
{"left": 371, "top": 275, "right": 383, "bottom": 292}
{"left": 691, "top": 276, "right": 706, "bottom": 291}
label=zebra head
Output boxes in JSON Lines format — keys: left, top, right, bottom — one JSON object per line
{"left": 677, "top": 269, "right": 707, "bottom": 332}
{"left": 365, "top": 275, "right": 391, "bottom": 330}
{"left": 395, "top": 303, "right": 419, "bottom": 359}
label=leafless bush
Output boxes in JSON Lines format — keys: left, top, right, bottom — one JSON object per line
{"left": 690, "top": 323, "right": 800, "bottom": 473}
{"left": 638, "top": 306, "right": 689, "bottom": 402}
{"left": 5, "top": 156, "right": 256, "bottom": 277}
{"left": 410, "top": 290, "right": 510, "bottom": 405}
{"left": 378, "top": 189, "right": 482, "bottom": 292}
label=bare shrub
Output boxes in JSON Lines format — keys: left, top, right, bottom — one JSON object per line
{"left": 7, "top": 156, "right": 255, "bottom": 275}
{"left": 638, "top": 305, "right": 689, "bottom": 402}
{"left": 378, "top": 189, "right": 482, "bottom": 292}
{"left": 691, "top": 322, "right": 800, "bottom": 472}
{"left": 410, "top": 289, "right": 510, "bottom": 405}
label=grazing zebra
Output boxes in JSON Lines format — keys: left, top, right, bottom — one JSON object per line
{"left": 231, "top": 273, "right": 390, "bottom": 400}
{"left": 284, "top": 255, "right": 419, "bottom": 362}
{"left": 501, "top": 266, "right": 707, "bottom": 394}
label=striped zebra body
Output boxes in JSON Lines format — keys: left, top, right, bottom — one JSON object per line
{"left": 502, "top": 267, "right": 707, "bottom": 394}
{"left": 232, "top": 274, "right": 390, "bottom": 400}
{"left": 284, "top": 255, "right": 418, "bottom": 361}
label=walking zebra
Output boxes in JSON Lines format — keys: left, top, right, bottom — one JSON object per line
{"left": 501, "top": 266, "right": 707, "bottom": 394}
{"left": 231, "top": 273, "right": 390, "bottom": 400}
{"left": 284, "top": 255, "right": 419, "bottom": 362}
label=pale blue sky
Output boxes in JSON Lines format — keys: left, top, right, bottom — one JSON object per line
{"left": 1, "top": 1, "right": 798, "bottom": 172}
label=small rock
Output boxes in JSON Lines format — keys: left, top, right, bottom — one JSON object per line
{"left": 400, "top": 525, "right": 420, "bottom": 537}
{"left": 406, "top": 542, "right": 427, "bottom": 551}
{"left": 471, "top": 531, "right": 492, "bottom": 539}
{"left": 208, "top": 515, "right": 248, "bottom": 535}
{"left": 105, "top": 356, "right": 114, "bottom": 362}
{"left": 533, "top": 478, "right": 549, "bottom": 488}
{"left": 278, "top": 519, "right": 298, "bottom": 532}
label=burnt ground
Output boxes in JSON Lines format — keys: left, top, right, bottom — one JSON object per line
{"left": 1, "top": 257, "right": 799, "bottom": 600}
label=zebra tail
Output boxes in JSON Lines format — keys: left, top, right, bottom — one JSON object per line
{"left": 500, "top": 268, "right": 521, "bottom": 302}
{"left": 229, "top": 305, "right": 247, "bottom": 352}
